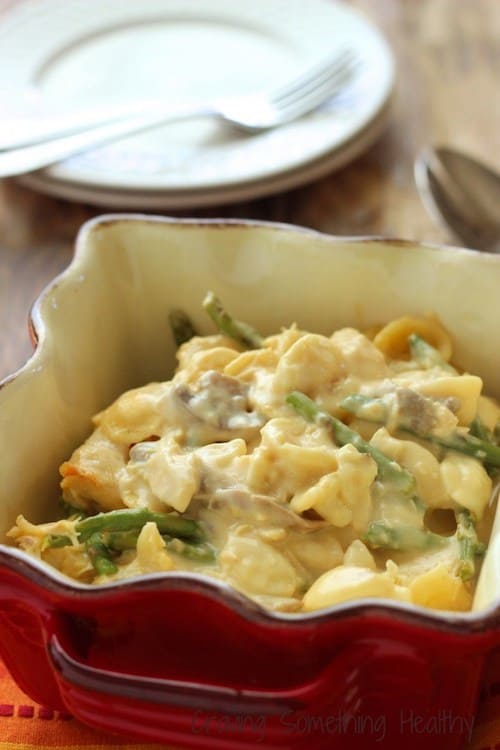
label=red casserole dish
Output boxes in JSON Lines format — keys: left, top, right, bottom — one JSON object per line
{"left": 0, "top": 215, "right": 499, "bottom": 749}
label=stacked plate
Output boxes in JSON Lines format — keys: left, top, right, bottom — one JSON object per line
{"left": 0, "top": 0, "right": 395, "bottom": 209}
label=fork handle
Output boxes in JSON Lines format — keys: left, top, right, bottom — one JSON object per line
{"left": 0, "top": 102, "right": 214, "bottom": 179}
{"left": 0, "top": 99, "right": 210, "bottom": 149}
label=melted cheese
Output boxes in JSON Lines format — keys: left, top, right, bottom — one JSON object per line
{"left": 8, "top": 316, "right": 499, "bottom": 614}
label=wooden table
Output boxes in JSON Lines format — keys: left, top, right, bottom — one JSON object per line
{"left": 1, "top": 0, "right": 499, "bottom": 381}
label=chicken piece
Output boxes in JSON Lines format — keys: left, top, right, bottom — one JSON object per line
{"left": 94, "top": 383, "right": 168, "bottom": 445}
{"left": 247, "top": 416, "right": 338, "bottom": 502}
{"left": 219, "top": 533, "right": 299, "bottom": 598}
{"left": 119, "top": 437, "right": 201, "bottom": 513}
{"left": 331, "top": 327, "right": 390, "bottom": 380}
{"left": 272, "top": 333, "right": 344, "bottom": 398}
{"left": 176, "top": 334, "right": 241, "bottom": 373}
{"left": 290, "top": 444, "right": 377, "bottom": 532}
{"left": 60, "top": 427, "right": 128, "bottom": 512}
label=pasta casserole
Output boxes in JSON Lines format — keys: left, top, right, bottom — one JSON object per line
{"left": 8, "top": 293, "right": 499, "bottom": 613}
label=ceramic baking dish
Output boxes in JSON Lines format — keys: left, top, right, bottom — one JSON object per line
{"left": 0, "top": 215, "right": 499, "bottom": 750}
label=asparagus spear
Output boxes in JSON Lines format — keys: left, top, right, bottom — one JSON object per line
{"left": 164, "top": 537, "right": 216, "bottom": 563}
{"left": 455, "top": 509, "right": 486, "bottom": 581}
{"left": 169, "top": 309, "right": 198, "bottom": 347}
{"left": 408, "top": 334, "right": 456, "bottom": 373}
{"left": 76, "top": 508, "right": 203, "bottom": 543}
{"left": 362, "top": 509, "right": 485, "bottom": 580}
{"left": 42, "top": 511, "right": 208, "bottom": 576}
{"left": 85, "top": 531, "right": 118, "bottom": 576}
{"left": 341, "top": 393, "right": 387, "bottom": 420}
{"left": 364, "top": 513, "right": 485, "bottom": 582}
{"left": 469, "top": 415, "right": 494, "bottom": 442}
{"left": 430, "top": 431, "right": 500, "bottom": 467}
{"left": 286, "top": 391, "right": 416, "bottom": 494}
{"left": 203, "top": 291, "right": 263, "bottom": 349}
{"left": 102, "top": 529, "right": 141, "bottom": 551}
{"left": 341, "top": 392, "right": 500, "bottom": 469}
{"left": 60, "top": 500, "right": 89, "bottom": 519}
{"left": 42, "top": 534, "right": 72, "bottom": 550}
{"left": 97, "top": 529, "right": 216, "bottom": 563}
{"left": 363, "top": 520, "right": 447, "bottom": 551}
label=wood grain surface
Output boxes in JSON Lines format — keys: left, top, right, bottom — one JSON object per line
{"left": 0, "top": 0, "right": 499, "bottom": 382}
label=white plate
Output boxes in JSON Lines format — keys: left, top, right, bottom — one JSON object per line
{"left": 0, "top": 0, "right": 394, "bottom": 202}
{"left": 19, "top": 102, "right": 391, "bottom": 210}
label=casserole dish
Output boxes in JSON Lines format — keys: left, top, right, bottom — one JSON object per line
{"left": 0, "top": 215, "right": 499, "bottom": 749}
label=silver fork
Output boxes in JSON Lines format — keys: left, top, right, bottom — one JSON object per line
{"left": 0, "top": 49, "right": 358, "bottom": 178}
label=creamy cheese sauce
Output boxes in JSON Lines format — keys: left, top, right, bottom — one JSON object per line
{"left": 8, "top": 312, "right": 499, "bottom": 613}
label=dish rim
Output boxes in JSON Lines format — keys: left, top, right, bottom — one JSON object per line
{"left": 1, "top": 212, "right": 499, "bottom": 635}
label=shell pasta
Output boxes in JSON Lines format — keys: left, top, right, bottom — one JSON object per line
{"left": 8, "top": 295, "right": 499, "bottom": 613}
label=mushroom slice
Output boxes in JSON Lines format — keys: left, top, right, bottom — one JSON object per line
{"left": 209, "top": 489, "right": 327, "bottom": 531}
{"left": 173, "top": 370, "right": 265, "bottom": 444}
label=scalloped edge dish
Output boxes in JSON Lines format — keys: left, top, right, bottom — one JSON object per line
{"left": 1, "top": 215, "right": 500, "bottom": 749}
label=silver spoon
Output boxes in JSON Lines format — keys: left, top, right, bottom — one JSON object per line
{"left": 415, "top": 146, "right": 500, "bottom": 253}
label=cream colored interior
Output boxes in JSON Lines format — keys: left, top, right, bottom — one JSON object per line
{"left": 1, "top": 216, "right": 499, "bottom": 613}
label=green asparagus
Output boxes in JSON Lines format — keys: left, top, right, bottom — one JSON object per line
{"left": 455, "top": 509, "right": 486, "bottom": 581}
{"left": 203, "top": 291, "right": 263, "bottom": 349}
{"left": 93, "top": 529, "right": 216, "bottom": 563}
{"left": 102, "top": 529, "right": 141, "bottom": 551}
{"left": 60, "top": 500, "right": 89, "bottom": 519}
{"left": 341, "top": 392, "right": 500, "bottom": 470}
{"left": 164, "top": 537, "right": 216, "bottom": 563}
{"left": 469, "top": 416, "right": 494, "bottom": 443}
{"left": 340, "top": 393, "right": 387, "bottom": 420}
{"left": 286, "top": 391, "right": 416, "bottom": 494}
{"left": 85, "top": 532, "right": 118, "bottom": 576}
{"left": 76, "top": 509, "right": 208, "bottom": 575}
{"left": 431, "top": 431, "right": 500, "bottom": 467}
{"left": 40, "top": 509, "right": 208, "bottom": 576}
{"left": 362, "top": 510, "right": 485, "bottom": 581}
{"left": 169, "top": 309, "right": 198, "bottom": 347}
{"left": 408, "top": 334, "right": 456, "bottom": 373}
{"left": 76, "top": 508, "right": 203, "bottom": 543}
{"left": 42, "top": 534, "right": 72, "bottom": 550}
{"left": 363, "top": 520, "right": 447, "bottom": 551}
